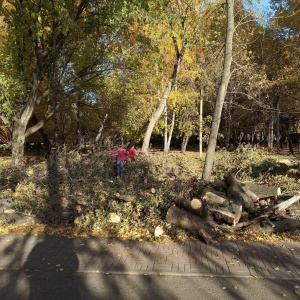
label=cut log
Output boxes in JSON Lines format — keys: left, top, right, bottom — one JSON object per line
{"left": 266, "top": 193, "right": 300, "bottom": 212}
{"left": 241, "top": 185, "right": 259, "bottom": 202}
{"left": 210, "top": 204, "right": 242, "bottom": 226}
{"left": 115, "top": 193, "right": 135, "bottom": 202}
{"left": 224, "top": 172, "right": 255, "bottom": 212}
{"left": 166, "top": 205, "right": 215, "bottom": 244}
{"left": 202, "top": 188, "right": 227, "bottom": 206}
{"left": 191, "top": 198, "right": 202, "bottom": 210}
{"left": 174, "top": 196, "right": 203, "bottom": 216}
{"left": 234, "top": 205, "right": 243, "bottom": 225}
{"left": 249, "top": 218, "right": 300, "bottom": 233}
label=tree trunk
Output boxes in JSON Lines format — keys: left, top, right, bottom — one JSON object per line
{"left": 11, "top": 105, "right": 35, "bottom": 167}
{"left": 167, "top": 111, "right": 175, "bottom": 152}
{"left": 174, "top": 196, "right": 203, "bottom": 216}
{"left": 141, "top": 32, "right": 186, "bottom": 154}
{"left": 11, "top": 123, "right": 26, "bottom": 167}
{"left": 268, "top": 115, "right": 274, "bottom": 150}
{"left": 76, "top": 102, "right": 83, "bottom": 148}
{"left": 276, "top": 94, "right": 280, "bottom": 153}
{"left": 94, "top": 114, "right": 108, "bottom": 151}
{"left": 164, "top": 106, "right": 168, "bottom": 154}
{"left": 181, "top": 135, "right": 190, "bottom": 153}
{"left": 202, "top": 0, "right": 234, "bottom": 182}
{"left": 288, "top": 133, "right": 294, "bottom": 155}
{"left": 199, "top": 87, "right": 204, "bottom": 160}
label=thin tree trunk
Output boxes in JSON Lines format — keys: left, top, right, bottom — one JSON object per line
{"left": 76, "top": 102, "right": 82, "bottom": 148}
{"left": 276, "top": 96, "right": 280, "bottom": 153}
{"left": 199, "top": 87, "right": 204, "bottom": 160}
{"left": 167, "top": 111, "right": 175, "bottom": 152}
{"left": 164, "top": 106, "right": 168, "bottom": 154}
{"left": 94, "top": 114, "right": 108, "bottom": 151}
{"left": 141, "top": 27, "right": 186, "bottom": 154}
{"left": 181, "top": 135, "right": 190, "bottom": 153}
{"left": 141, "top": 75, "right": 179, "bottom": 155}
{"left": 202, "top": 0, "right": 234, "bottom": 182}
{"left": 268, "top": 116, "right": 274, "bottom": 149}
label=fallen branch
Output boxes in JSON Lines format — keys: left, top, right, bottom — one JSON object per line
{"left": 166, "top": 205, "right": 215, "bottom": 244}
{"left": 174, "top": 196, "right": 203, "bottom": 216}
{"left": 224, "top": 172, "right": 255, "bottom": 212}
{"left": 266, "top": 193, "right": 300, "bottom": 212}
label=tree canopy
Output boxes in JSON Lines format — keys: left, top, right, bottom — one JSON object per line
{"left": 0, "top": 0, "right": 299, "bottom": 170}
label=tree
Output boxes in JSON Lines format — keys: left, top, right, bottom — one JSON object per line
{"left": 0, "top": 0, "right": 147, "bottom": 166}
{"left": 202, "top": 0, "right": 234, "bottom": 182}
{"left": 140, "top": 0, "right": 207, "bottom": 154}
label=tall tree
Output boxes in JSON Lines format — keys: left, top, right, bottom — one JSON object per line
{"left": 140, "top": 0, "right": 207, "bottom": 154}
{"left": 0, "top": 0, "right": 146, "bottom": 166}
{"left": 202, "top": 0, "right": 235, "bottom": 181}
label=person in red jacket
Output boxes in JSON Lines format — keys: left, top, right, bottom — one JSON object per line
{"left": 126, "top": 142, "right": 137, "bottom": 160}
{"left": 111, "top": 146, "right": 128, "bottom": 176}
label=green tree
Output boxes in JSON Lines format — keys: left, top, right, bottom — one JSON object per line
{"left": 0, "top": 0, "right": 147, "bottom": 166}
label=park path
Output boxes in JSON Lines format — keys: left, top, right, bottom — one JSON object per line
{"left": 0, "top": 234, "right": 299, "bottom": 279}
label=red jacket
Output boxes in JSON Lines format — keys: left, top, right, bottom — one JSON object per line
{"left": 128, "top": 147, "right": 137, "bottom": 159}
{"left": 111, "top": 148, "right": 127, "bottom": 161}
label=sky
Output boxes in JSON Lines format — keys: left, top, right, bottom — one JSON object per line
{"left": 257, "top": 0, "right": 271, "bottom": 8}
{"left": 245, "top": 0, "right": 274, "bottom": 24}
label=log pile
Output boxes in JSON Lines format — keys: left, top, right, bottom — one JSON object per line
{"left": 166, "top": 171, "right": 300, "bottom": 244}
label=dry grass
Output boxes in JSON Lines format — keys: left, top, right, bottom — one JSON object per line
{"left": 0, "top": 147, "right": 299, "bottom": 242}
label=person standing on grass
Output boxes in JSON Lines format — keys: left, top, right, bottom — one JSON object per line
{"left": 111, "top": 146, "right": 128, "bottom": 176}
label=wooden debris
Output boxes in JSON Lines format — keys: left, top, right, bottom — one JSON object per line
{"left": 267, "top": 193, "right": 300, "bottom": 212}
{"left": 165, "top": 171, "right": 300, "bottom": 243}
{"left": 224, "top": 172, "right": 255, "bottom": 212}
{"left": 166, "top": 205, "right": 215, "bottom": 244}
{"left": 202, "top": 188, "right": 227, "bottom": 205}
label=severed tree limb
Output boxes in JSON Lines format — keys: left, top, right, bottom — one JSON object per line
{"left": 224, "top": 172, "right": 255, "bottom": 212}
{"left": 166, "top": 205, "right": 215, "bottom": 244}
{"left": 234, "top": 214, "right": 269, "bottom": 228}
{"left": 266, "top": 193, "right": 300, "bottom": 213}
{"left": 249, "top": 218, "right": 300, "bottom": 233}
{"left": 241, "top": 185, "right": 259, "bottom": 203}
{"left": 174, "top": 196, "right": 203, "bottom": 216}
{"left": 201, "top": 188, "right": 227, "bottom": 205}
